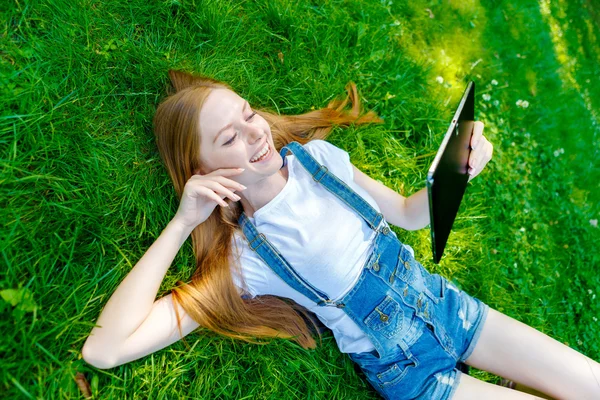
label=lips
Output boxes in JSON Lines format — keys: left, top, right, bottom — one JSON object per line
{"left": 250, "top": 142, "right": 269, "bottom": 162}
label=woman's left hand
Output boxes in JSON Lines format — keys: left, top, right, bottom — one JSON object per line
{"left": 467, "top": 121, "right": 493, "bottom": 182}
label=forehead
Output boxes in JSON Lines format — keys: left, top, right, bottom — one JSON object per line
{"left": 199, "top": 88, "right": 244, "bottom": 137}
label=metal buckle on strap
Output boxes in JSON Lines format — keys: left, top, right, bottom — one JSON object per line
{"left": 249, "top": 233, "right": 267, "bottom": 251}
{"left": 312, "top": 165, "right": 328, "bottom": 182}
{"left": 373, "top": 213, "right": 388, "bottom": 233}
{"left": 317, "top": 299, "right": 345, "bottom": 308}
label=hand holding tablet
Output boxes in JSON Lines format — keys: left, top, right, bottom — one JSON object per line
{"left": 426, "top": 81, "right": 478, "bottom": 263}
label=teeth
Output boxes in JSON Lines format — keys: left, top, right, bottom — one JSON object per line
{"left": 250, "top": 143, "right": 269, "bottom": 162}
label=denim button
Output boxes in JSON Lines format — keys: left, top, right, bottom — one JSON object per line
{"left": 364, "top": 296, "right": 403, "bottom": 339}
{"left": 382, "top": 227, "right": 390, "bottom": 235}
{"left": 373, "top": 262, "right": 380, "bottom": 272}
{"left": 404, "top": 261, "right": 410, "bottom": 269}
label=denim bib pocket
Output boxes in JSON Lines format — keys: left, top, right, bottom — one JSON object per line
{"left": 364, "top": 295, "right": 404, "bottom": 339}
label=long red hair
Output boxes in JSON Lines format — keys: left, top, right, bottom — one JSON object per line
{"left": 152, "top": 69, "right": 384, "bottom": 349}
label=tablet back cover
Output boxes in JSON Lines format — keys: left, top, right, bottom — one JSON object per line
{"left": 427, "top": 81, "right": 475, "bottom": 263}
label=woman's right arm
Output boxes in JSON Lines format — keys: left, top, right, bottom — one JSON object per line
{"left": 82, "top": 219, "right": 199, "bottom": 369}
{"left": 82, "top": 167, "right": 246, "bottom": 369}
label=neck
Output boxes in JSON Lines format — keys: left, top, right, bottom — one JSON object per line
{"left": 239, "top": 164, "right": 289, "bottom": 218}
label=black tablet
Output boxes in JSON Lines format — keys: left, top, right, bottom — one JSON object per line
{"left": 426, "top": 81, "right": 475, "bottom": 264}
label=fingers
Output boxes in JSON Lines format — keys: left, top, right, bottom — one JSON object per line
{"left": 197, "top": 186, "right": 230, "bottom": 207}
{"left": 470, "top": 121, "right": 485, "bottom": 149}
{"left": 198, "top": 167, "right": 245, "bottom": 176}
{"left": 469, "top": 140, "right": 493, "bottom": 176}
{"left": 187, "top": 168, "right": 247, "bottom": 209}
{"left": 468, "top": 121, "right": 486, "bottom": 164}
{"left": 190, "top": 169, "right": 247, "bottom": 193}
{"left": 467, "top": 121, "right": 494, "bottom": 178}
{"left": 200, "top": 180, "right": 243, "bottom": 203}
{"left": 210, "top": 175, "right": 247, "bottom": 192}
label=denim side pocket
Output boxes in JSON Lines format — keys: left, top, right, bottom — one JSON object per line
{"left": 364, "top": 295, "right": 404, "bottom": 339}
{"left": 424, "top": 272, "right": 446, "bottom": 300}
{"left": 375, "top": 356, "right": 419, "bottom": 388}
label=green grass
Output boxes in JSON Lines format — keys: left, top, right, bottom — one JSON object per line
{"left": 1, "top": 0, "right": 599, "bottom": 398}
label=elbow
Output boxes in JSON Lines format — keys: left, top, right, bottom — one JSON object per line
{"left": 81, "top": 340, "right": 118, "bottom": 370}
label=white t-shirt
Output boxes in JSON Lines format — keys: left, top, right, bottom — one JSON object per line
{"left": 230, "top": 139, "right": 415, "bottom": 354}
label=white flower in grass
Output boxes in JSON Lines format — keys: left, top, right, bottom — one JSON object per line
{"left": 493, "top": 99, "right": 500, "bottom": 107}
{"left": 516, "top": 99, "right": 530, "bottom": 108}
{"left": 590, "top": 219, "right": 598, "bottom": 228}
{"left": 436, "top": 76, "right": 444, "bottom": 84}
{"left": 482, "top": 93, "right": 491, "bottom": 101}
{"left": 491, "top": 79, "right": 498, "bottom": 85}
{"left": 519, "top": 227, "right": 526, "bottom": 232}
{"left": 553, "top": 148, "right": 565, "bottom": 157}
{"left": 593, "top": 316, "right": 598, "bottom": 322}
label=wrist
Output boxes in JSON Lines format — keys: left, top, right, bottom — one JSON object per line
{"left": 166, "top": 218, "right": 195, "bottom": 244}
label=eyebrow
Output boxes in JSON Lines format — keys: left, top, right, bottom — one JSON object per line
{"left": 213, "top": 100, "right": 249, "bottom": 144}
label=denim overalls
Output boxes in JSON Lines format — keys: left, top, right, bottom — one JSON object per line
{"left": 237, "top": 141, "right": 490, "bottom": 400}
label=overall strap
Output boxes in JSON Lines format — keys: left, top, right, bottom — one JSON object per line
{"left": 281, "top": 141, "right": 387, "bottom": 232}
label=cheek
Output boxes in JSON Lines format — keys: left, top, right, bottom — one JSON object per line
{"left": 257, "top": 118, "right": 271, "bottom": 133}
{"left": 199, "top": 155, "right": 226, "bottom": 174}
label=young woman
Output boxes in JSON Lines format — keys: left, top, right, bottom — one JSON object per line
{"left": 82, "top": 70, "right": 600, "bottom": 400}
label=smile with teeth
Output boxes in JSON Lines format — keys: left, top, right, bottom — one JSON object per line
{"left": 250, "top": 143, "right": 271, "bottom": 163}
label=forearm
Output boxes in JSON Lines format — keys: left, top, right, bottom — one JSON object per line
{"left": 404, "top": 187, "right": 430, "bottom": 231}
{"left": 86, "top": 219, "right": 193, "bottom": 346}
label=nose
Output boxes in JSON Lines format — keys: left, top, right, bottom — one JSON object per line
{"left": 239, "top": 121, "right": 263, "bottom": 143}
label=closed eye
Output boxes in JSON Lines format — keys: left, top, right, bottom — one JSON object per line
{"left": 224, "top": 111, "right": 257, "bottom": 146}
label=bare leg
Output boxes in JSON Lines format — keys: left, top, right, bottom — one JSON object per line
{"left": 455, "top": 307, "right": 600, "bottom": 400}
{"left": 512, "top": 382, "right": 555, "bottom": 399}
{"left": 453, "top": 373, "right": 552, "bottom": 400}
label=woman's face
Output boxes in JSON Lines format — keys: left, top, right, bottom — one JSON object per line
{"left": 198, "top": 88, "right": 282, "bottom": 186}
